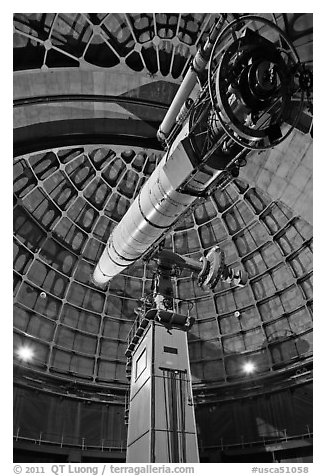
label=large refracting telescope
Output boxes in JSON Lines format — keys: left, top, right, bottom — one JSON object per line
{"left": 93, "top": 15, "right": 306, "bottom": 286}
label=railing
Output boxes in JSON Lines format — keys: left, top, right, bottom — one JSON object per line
{"left": 199, "top": 427, "right": 313, "bottom": 451}
{"left": 13, "top": 428, "right": 126, "bottom": 452}
{"left": 13, "top": 427, "right": 312, "bottom": 453}
{"left": 126, "top": 293, "right": 195, "bottom": 350}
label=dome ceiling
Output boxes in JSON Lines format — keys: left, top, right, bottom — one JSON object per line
{"left": 13, "top": 13, "right": 313, "bottom": 398}
{"left": 13, "top": 13, "right": 216, "bottom": 78}
{"left": 13, "top": 144, "right": 313, "bottom": 389}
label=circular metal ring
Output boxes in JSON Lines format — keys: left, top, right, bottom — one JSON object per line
{"left": 208, "top": 15, "right": 304, "bottom": 150}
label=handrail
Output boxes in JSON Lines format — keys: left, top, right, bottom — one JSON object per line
{"left": 126, "top": 293, "right": 195, "bottom": 348}
{"left": 13, "top": 429, "right": 312, "bottom": 453}
{"left": 13, "top": 432, "right": 126, "bottom": 452}
{"left": 199, "top": 430, "right": 313, "bottom": 451}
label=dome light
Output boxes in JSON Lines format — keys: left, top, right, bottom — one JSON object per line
{"left": 243, "top": 361, "right": 255, "bottom": 374}
{"left": 16, "top": 346, "right": 34, "bottom": 362}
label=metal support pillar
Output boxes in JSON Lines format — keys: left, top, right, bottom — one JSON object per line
{"left": 126, "top": 318, "right": 199, "bottom": 463}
